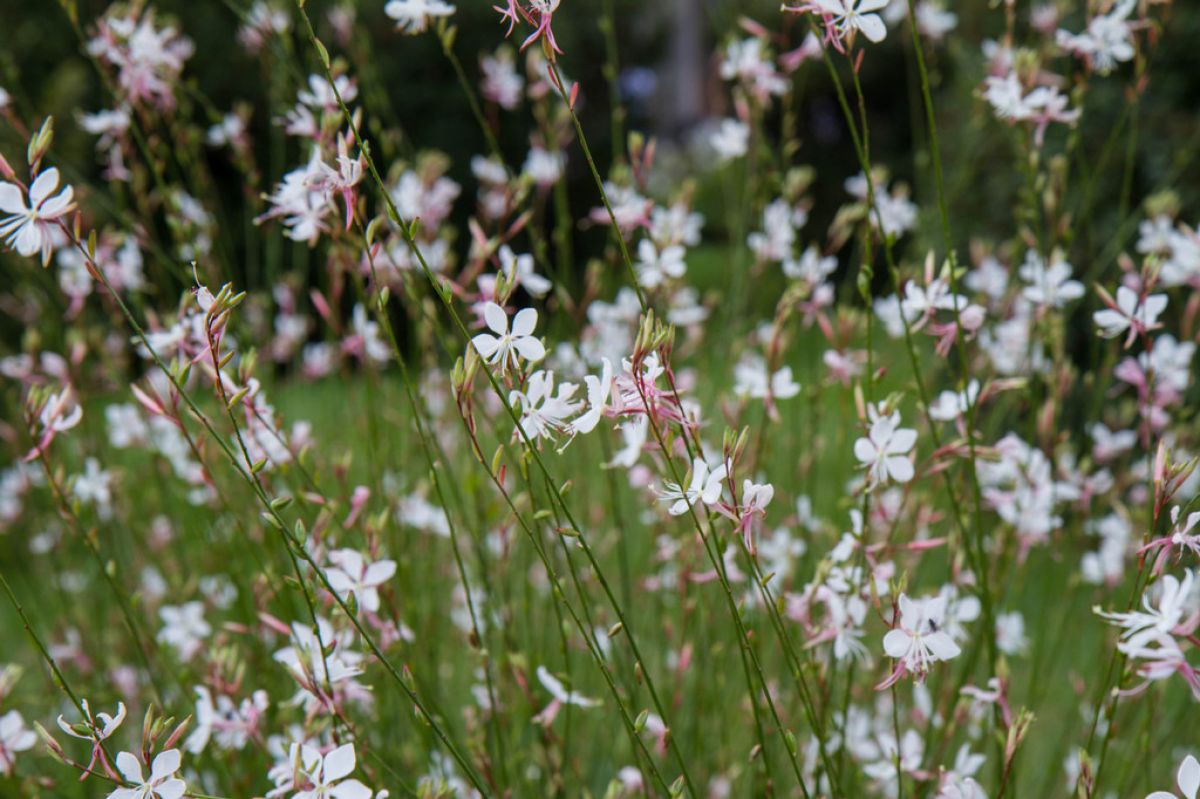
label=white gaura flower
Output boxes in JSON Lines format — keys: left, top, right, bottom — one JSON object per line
{"left": 854, "top": 410, "right": 917, "bottom": 485}
{"left": 0, "top": 167, "right": 76, "bottom": 264}
{"left": 0, "top": 711, "right": 36, "bottom": 775}
{"left": 107, "top": 749, "right": 186, "bottom": 799}
{"left": 882, "top": 594, "right": 962, "bottom": 678}
{"left": 57, "top": 699, "right": 126, "bottom": 742}
{"left": 1019, "top": 250, "right": 1084, "bottom": 308}
{"left": 608, "top": 415, "right": 648, "bottom": 469}
{"left": 1147, "top": 754, "right": 1199, "bottom": 799}
{"left": 295, "top": 743, "right": 372, "bottom": 799}
{"left": 568, "top": 357, "right": 613, "bottom": 436}
{"left": 659, "top": 457, "right": 727, "bottom": 516}
{"left": 536, "top": 666, "right": 600, "bottom": 708}
{"left": 534, "top": 665, "right": 600, "bottom": 726}
{"left": 384, "top": 0, "right": 455, "bottom": 34}
{"left": 325, "top": 549, "right": 397, "bottom": 614}
{"left": 929, "top": 380, "right": 980, "bottom": 422}
{"left": 806, "top": 0, "right": 890, "bottom": 44}
{"left": 471, "top": 302, "right": 546, "bottom": 375}
{"left": 1056, "top": 0, "right": 1137, "bottom": 75}
{"left": 1093, "top": 285, "right": 1167, "bottom": 343}
{"left": 1097, "top": 570, "right": 1194, "bottom": 651}
{"left": 499, "top": 245, "right": 551, "bottom": 298}
{"left": 634, "top": 238, "right": 687, "bottom": 288}
{"left": 39, "top": 387, "right": 84, "bottom": 434}
{"left": 157, "top": 601, "right": 211, "bottom": 659}
{"left": 710, "top": 118, "right": 749, "bottom": 162}
{"left": 509, "top": 370, "right": 582, "bottom": 442}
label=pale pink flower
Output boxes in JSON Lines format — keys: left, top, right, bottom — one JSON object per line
{"left": 326, "top": 549, "right": 397, "bottom": 614}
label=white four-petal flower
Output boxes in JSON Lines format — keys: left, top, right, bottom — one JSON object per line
{"left": 854, "top": 410, "right": 917, "bottom": 485}
{"left": 471, "top": 302, "right": 546, "bottom": 374}
{"left": 108, "top": 749, "right": 186, "bottom": 799}
{"left": 883, "top": 593, "right": 962, "bottom": 675}
{"left": 809, "top": 0, "right": 891, "bottom": 44}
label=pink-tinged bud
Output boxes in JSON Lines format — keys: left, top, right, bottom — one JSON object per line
{"left": 906, "top": 538, "right": 948, "bottom": 552}
{"left": 162, "top": 717, "right": 192, "bottom": 751}
{"left": 677, "top": 643, "right": 693, "bottom": 674}
{"left": 738, "top": 17, "right": 769, "bottom": 37}
{"left": 1004, "top": 709, "right": 1034, "bottom": 762}
{"left": 468, "top": 217, "right": 488, "bottom": 250}
{"left": 1153, "top": 440, "right": 1168, "bottom": 487}
{"left": 0, "top": 153, "right": 15, "bottom": 181}
{"left": 309, "top": 289, "right": 334, "bottom": 325}
{"left": 568, "top": 81, "right": 579, "bottom": 111}
{"left": 258, "top": 612, "right": 293, "bottom": 636}
{"left": 344, "top": 485, "right": 371, "bottom": 527}
{"left": 1037, "top": 398, "right": 1055, "bottom": 444}
{"left": 130, "top": 384, "right": 166, "bottom": 417}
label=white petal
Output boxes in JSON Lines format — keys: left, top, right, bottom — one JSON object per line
{"left": 39, "top": 187, "right": 74, "bottom": 218}
{"left": 883, "top": 629, "right": 912, "bottom": 658}
{"left": 115, "top": 751, "right": 144, "bottom": 783}
{"left": 888, "top": 428, "right": 917, "bottom": 454}
{"left": 886, "top": 456, "right": 914, "bottom": 483}
{"left": 897, "top": 594, "right": 916, "bottom": 623}
{"left": 1144, "top": 293, "right": 1168, "bottom": 318}
{"left": 333, "top": 549, "right": 364, "bottom": 575}
{"left": 323, "top": 743, "right": 357, "bottom": 783}
{"left": 364, "top": 560, "right": 397, "bottom": 585}
{"left": 14, "top": 222, "right": 41, "bottom": 256}
{"left": 536, "top": 666, "right": 569, "bottom": 702}
{"left": 471, "top": 333, "right": 500, "bottom": 358}
{"left": 1180, "top": 755, "right": 1200, "bottom": 799}
{"left": 150, "top": 749, "right": 181, "bottom": 781}
{"left": 483, "top": 302, "right": 508, "bottom": 335}
{"left": 330, "top": 780, "right": 374, "bottom": 799}
{"left": 513, "top": 336, "right": 546, "bottom": 362}
{"left": 924, "top": 632, "right": 962, "bottom": 661}
{"left": 28, "top": 168, "right": 60, "bottom": 205}
{"left": 1093, "top": 309, "right": 1127, "bottom": 333}
{"left": 0, "top": 183, "right": 25, "bottom": 214}
{"left": 855, "top": 13, "right": 888, "bottom": 43}
{"left": 1114, "top": 285, "right": 1138, "bottom": 314}
{"left": 156, "top": 778, "right": 188, "bottom": 799}
{"left": 511, "top": 307, "right": 538, "bottom": 338}
{"left": 853, "top": 437, "right": 877, "bottom": 465}
{"left": 325, "top": 569, "right": 355, "bottom": 594}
